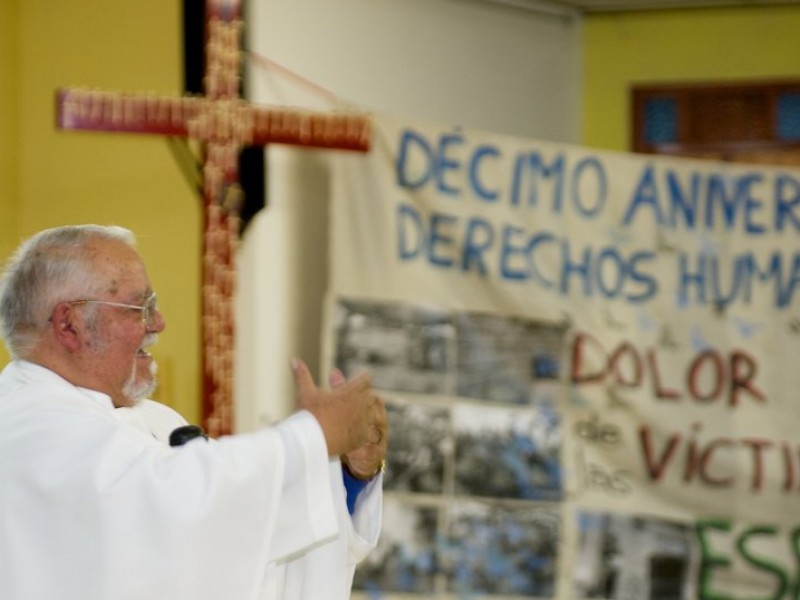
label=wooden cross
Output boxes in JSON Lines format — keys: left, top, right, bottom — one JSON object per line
{"left": 56, "top": 0, "right": 371, "bottom": 437}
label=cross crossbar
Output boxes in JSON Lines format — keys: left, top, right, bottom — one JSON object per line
{"left": 56, "top": 89, "right": 372, "bottom": 151}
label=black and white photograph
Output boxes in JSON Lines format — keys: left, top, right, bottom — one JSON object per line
{"left": 453, "top": 403, "right": 562, "bottom": 501}
{"left": 572, "top": 511, "right": 698, "bottom": 600}
{"left": 384, "top": 400, "right": 450, "bottom": 495}
{"left": 441, "top": 501, "right": 560, "bottom": 598}
{"left": 333, "top": 298, "right": 568, "bottom": 405}
{"left": 334, "top": 299, "right": 456, "bottom": 395}
{"left": 454, "top": 312, "right": 567, "bottom": 405}
{"left": 352, "top": 498, "right": 440, "bottom": 595}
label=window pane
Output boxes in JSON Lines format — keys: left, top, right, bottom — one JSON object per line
{"left": 777, "top": 93, "right": 800, "bottom": 141}
{"left": 644, "top": 97, "right": 678, "bottom": 145}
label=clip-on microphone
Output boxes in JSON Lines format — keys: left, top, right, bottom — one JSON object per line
{"left": 169, "top": 425, "right": 208, "bottom": 447}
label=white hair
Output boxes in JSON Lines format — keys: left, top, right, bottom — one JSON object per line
{"left": 0, "top": 224, "right": 136, "bottom": 358}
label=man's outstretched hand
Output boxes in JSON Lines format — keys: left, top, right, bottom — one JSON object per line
{"left": 329, "top": 368, "right": 388, "bottom": 479}
{"left": 292, "top": 359, "right": 385, "bottom": 460}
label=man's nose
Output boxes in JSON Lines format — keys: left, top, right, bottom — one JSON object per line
{"left": 147, "top": 308, "right": 166, "bottom": 333}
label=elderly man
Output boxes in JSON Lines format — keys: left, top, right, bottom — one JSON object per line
{"left": 0, "top": 224, "right": 387, "bottom": 600}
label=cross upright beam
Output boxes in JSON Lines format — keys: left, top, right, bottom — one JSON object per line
{"left": 56, "top": 0, "right": 371, "bottom": 436}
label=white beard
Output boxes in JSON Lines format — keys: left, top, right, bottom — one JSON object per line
{"left": 122, "top": 356, "right": 158, "bottom": 404}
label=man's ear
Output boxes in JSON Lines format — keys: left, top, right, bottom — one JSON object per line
{"left": 49, "top": 303, "right": 82, "bottom": 351}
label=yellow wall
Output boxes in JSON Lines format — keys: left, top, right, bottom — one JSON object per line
{"left": 9, "top": 0, "right": 201, "bottom": 422}
{"left": 0, "top": 0, "right": 19, "bottom": 261}
{"left": 0, "top": 0, "right": 20, "bottom": 367}
{"left": 582, "top": 6, "right": 800, "bottom": 152}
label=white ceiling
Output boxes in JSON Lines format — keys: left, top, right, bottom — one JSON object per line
{"left": 553, "top": 0, "right": 800, "bottom": 12}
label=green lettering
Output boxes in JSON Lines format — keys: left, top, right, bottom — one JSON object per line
{"left": 697, "top": 519, "right": 734, "bottom": 600}
{"left": 737, "top": 525, "right": 788, "bottom": 600}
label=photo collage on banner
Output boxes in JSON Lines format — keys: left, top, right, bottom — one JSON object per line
{"left": 334, "top": 299, "right": 565, "bottom": 597}
{"left": 325, "top": 113, "right": 800, "bottom": 599}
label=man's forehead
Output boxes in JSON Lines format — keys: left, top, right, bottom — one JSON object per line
{"left": 86, "top": 239, "right": 149, "bottom": 295}
{"left": 86, "top": 236, "right": 135, "bottom": 254}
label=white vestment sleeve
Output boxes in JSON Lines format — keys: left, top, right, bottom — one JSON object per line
{"left": 263, "top": 411, "right": 338, "bottom": 562}
{"left": 347, "top": 470, "right": 384, "bottom": 565}
{"left": 265, "top": 461, "right": 384, "bottom": 600}
{"left": 127, "top": 398, "right": 383, "bottom": 600}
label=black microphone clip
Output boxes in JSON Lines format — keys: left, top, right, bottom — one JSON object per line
{"left": 169, "top": 424, "right": 208, "bottom": 447}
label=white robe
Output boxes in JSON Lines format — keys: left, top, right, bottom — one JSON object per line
{"left": 0, "top": 360, "right": 382, "bottom": 600}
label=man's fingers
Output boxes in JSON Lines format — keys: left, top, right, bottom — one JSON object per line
{"left": 373, "top": 399, "right": 388, "bottom": 428}
{"left": 328, "top": 367, "right": 346, "bottom": 388}
{"left": 369, "top": 425, "right": 384, "bottom": 445}
{"left": 292, "top": 361, "right": 379, "bottom": 455}
{"left": 371, "top": 400, "right": 388, "bottom": 446}
{"left": 340, "top": 370, "right": 372, "bottom": 398}
{"left": 291, "top": 358, "right": 317, "bottom": 399}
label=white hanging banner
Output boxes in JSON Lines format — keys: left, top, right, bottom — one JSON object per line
{"left": 325, "top": 112, "right": 800, "bottom": 599}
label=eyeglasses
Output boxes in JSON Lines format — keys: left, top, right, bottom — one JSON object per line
{"left": 68, "top": 292, "right": 158, "bottom": 327}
